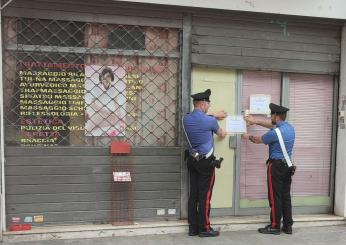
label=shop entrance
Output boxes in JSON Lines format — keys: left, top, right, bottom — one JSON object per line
{"left": 191, "top": 67, "right": 335, "bottom": 216}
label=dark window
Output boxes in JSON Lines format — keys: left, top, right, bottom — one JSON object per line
{"left": 17, "top": 18, "right": 85, "bottom": 47}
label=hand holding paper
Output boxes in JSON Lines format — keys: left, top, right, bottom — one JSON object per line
{"left": 211, "top": 111, "right": 228, "bottom": 120}
{"left": 242, "top": 133, "right": 250, "bottom": 140}
{"left": 244, "top": 115, "right": 257, "bottom": 125}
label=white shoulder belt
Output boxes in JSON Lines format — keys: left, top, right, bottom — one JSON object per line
{"left": 274, "top": 128, "right": 293, "bottom": 167}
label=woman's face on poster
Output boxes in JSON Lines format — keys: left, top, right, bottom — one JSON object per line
{"left": 101, "top": 72, "right": 113, "bottom": 90}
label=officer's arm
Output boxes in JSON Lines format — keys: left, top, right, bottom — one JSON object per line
{"left": 244, "top": 115, "right": 273, "bottom": 129}
{"left": 216, "top": 128, "right": 226, "bottom": 139}
{"left": 209, "top": 111, "right": 228, "bottom": 120}
{"left": 242, "top": 134, "right": 263, "bottom": 144}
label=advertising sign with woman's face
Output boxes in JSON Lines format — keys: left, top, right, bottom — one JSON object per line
{"left": 85, "top": 65, "right": 127, "bottom": 136}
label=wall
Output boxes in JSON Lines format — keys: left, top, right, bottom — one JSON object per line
{"left": 115, "top": 0, "right": 346, "bottom": 20}
{"left": 191, "top": 13, "right": 341, "bottom": 74}
{"left": 335, "top": 24, "right": 346, "bottom": 217}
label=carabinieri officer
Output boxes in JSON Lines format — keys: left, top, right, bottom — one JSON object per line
{"left": 183, "top": 89, "right": 227, "bottom": 237}
{"left": 243, "top": 103, "right": 295, "bottom": 235}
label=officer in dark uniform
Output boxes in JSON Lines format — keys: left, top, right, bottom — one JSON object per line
{"left": 243, "top": 103, "right": 295, "bottom": 235}
{"left": 183, "top": 89, "right": 227, "bottom": 237}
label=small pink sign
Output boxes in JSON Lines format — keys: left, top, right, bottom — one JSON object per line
{"left": 11, "top": 217, "right": 21, "bottom": 223}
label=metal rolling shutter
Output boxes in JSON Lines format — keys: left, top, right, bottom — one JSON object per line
{"left": 192, "top": 13, "right": 341, "bottom": 74}
{"left": 288, "top": 74, "right": 334, "bottom": 197}
{"left": 3, "top": 0, "right": 183, "bottom": 225}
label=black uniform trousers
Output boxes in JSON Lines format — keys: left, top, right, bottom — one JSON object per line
{"left": 267, "top": 159, "right": 294, "bottom": 229}
{"left": 187, "top": 156, "right": 215, "bottom": 232}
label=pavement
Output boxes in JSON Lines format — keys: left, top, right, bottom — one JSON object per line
{"left": 2, "top": 225, "right": 346, "bottom": 245}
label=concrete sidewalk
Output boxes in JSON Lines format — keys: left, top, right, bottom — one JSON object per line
{"left": 2, "top": 215, "right": 345, "bottom": 243}
{"left": 3, "top": 214, "right": 345, "bottom": 242}
{"left": 2, "top": 225, "right": 346, "bottom": 245}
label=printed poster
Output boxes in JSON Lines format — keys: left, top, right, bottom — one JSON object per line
{"left": 85, "top": 65, "right": 127, "bottom": 136}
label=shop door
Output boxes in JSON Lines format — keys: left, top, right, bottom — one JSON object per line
{"left": 238, "top": 71, "right": 282, "bottom": 213}
{"left": 191, "top": 67, "right": 236, "bottom": 215}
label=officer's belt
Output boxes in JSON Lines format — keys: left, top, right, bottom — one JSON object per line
{"left": 267, "top": 159, "right": 287, "bottom": 165}
{"left": 190, "top": 147, "right": 214, "bottom": 160}
{"left": 205, "top": 147, "right": 213, "bottom": 158}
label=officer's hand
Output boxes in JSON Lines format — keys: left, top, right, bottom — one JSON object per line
{"left": 212, "top": 111, "right": 228, "bottom": 120}
{"left": 217, "top": 128, "right": 226, "bottom": 139}
{"left": 242, "top": 133, "right": 250, "bottom": 140}
{"left": 249, "top": 135, "right": 262, "bottom": 144}
{"left": 244, "top": 115, "right": 257, "bottom": 125}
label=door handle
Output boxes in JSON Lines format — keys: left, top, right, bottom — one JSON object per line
{"left": 229, "top": 135, "right": 237, "bottom": 149}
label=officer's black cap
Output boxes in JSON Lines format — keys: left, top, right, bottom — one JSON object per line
{"left": 269, "top": 103, "right": 289, "bottom": 114}
{"left": 191, "top": 89, "right": 211, "bottom": 102}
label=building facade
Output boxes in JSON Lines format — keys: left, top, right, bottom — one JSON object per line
{"left": 0, "top": 0, "right": 346, "bottom": 234}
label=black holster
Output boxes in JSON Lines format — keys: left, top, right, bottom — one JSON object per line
{"left": 210, "top": 155, "right": 224, "bottom": 169}
{"left": 289, "top": 165, "right": 296, "bottom": 176}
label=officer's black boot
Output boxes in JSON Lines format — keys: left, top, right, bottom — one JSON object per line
{"left": 188, "top": 225, "right": 199, "bottom": 236}
{"left": 198, "top": 227, "right": 220, "bottom": 237}
{"left": 281, "top": 226, "right": 292, "bottom": 234}
{"left": 258, "top": 225, "right": 280, "bottom": 235}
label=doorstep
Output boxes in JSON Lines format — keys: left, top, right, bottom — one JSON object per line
{"left": 3, "top": 214, "right": 345, "bottom": 243}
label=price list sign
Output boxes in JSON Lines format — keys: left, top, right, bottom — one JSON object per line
{"left": 18, "top": 61, "right": 85, "bottom": 146}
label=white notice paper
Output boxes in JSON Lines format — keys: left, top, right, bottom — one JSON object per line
{"left": 113, "top": 172, "right": 132, "bottom": 182}
{"left": 226, "top": 116, "right": 247, "bottom": 134}
{"left": 249, "top": 94, "right": 271, "bottom": 114}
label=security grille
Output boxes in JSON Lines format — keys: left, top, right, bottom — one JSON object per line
{"left": 3, "top": 17, "right": 181, "bottom": 147}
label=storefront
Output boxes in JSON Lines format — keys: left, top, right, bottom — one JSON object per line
{"left": 0, "top": 0, "right": 343, "bottom": 229}
{"left": 190, "top": 12, "right": 340, "bottom": 215}
{"left": 2, "top": 0, "right": 184, "bottom": 226}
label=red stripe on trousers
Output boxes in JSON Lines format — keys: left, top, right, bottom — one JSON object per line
{"left": 205, "top": 169, "right": 215, "bottom": 231}
{"left": 268, "top": 163, "right": 277, "bottom": 228}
